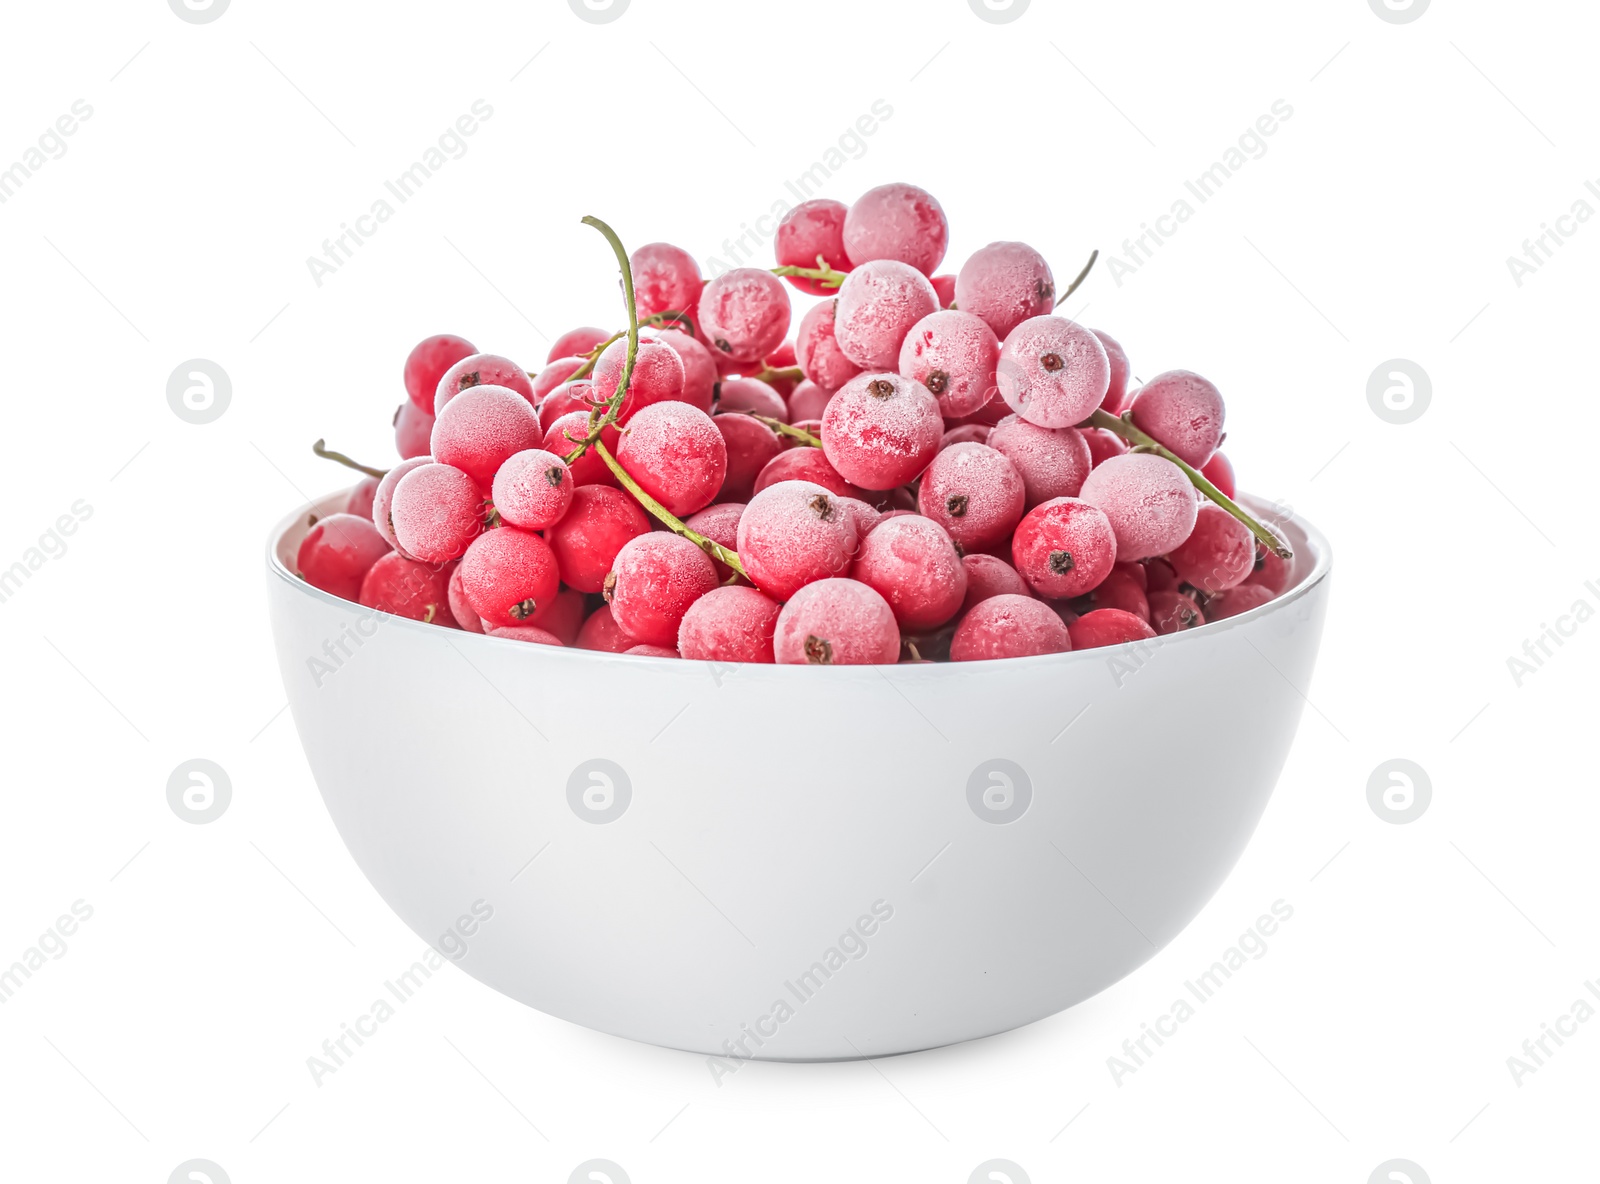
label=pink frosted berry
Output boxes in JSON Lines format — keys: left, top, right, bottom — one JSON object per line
{"left": 1081, "top": 426, "right": 1128, "bottom": 468}
{"left": 737, "top": 480, "right": 860, "bottom": 601}
{"left": 843, "top": 183, "right": 948, "bottom": 276}
{"left": 1166, "top": 502, "right": 1255, "bottom": 593}
{"left": 625, "top": 644, "right": 680, "bottom": 658}
{"left": 820, "top": 372, "right": 943, "bottom": 490}
{"left": 447, "top": 564, "right": 485, "bottom": 633}
{"left": 488, "top": 624, "right": 564, "bottom": 646}
{"left": 950, "top": 594, "right": 1072, "bottom": 662}
{"left": 1092, "top": 329, "right": 1132, "bottom": 414}
{"left": 897, "top": 310, "right": 1000, "bottom": 419}
{"left": 532, "top": 356, "right": 588, "bottom": 402}
{"left": 373, "top": 456, "right": 432, "bottom": 552}
{"left": 752, "top": 447, "right": 867, "bottom": 501}
{"left": 955, "top": 242, "right": 1056, "bottom": 340}
{"left": 395, "top": 400, "right": 434, "bottom": 460}
{"left": 929, "top": 273, "right": 956, "bottom": 308}
{"left": 1128, "top": 370, "right": 1225, "bottom": 467}
{"left": 546, "top": 485, "right": 650, "bottom": 593}
{"left": 916, "top": 442, "right": 1025, "bottom": 552}
{"left": 631, "top": 242, "right": 702, "bottom": 320}
{"left": 838, "top": 497, "right": 883, "bottom": 537}
{"left": 1078, "top": 453, "right": 1198, "bottom": 561}
{"left": 1088, "top": 566, "right": 1150, "bottom": 622}
{"left": 590, "top": 338, "right": 685, "bottom": 424}
{"left": 297, "top": 513, "right": 391, "bottom": 601}
{"left": 795, "top": 299, "right": 863, "bottom": 392}
{"left": 1207, "top": 583, "right": 1276, "bottom": 620}
{"left": 1200, "top": 451, "right": 1236, "bottom": 500}
{"left": 1011, "top": 497, "right": 1118, "bottom": 599}
{"left": 434, "top": 353, "right": 535, "bottom": 415}
{"left": 698, "top": 268, "right": 792, "bottom": 364}
{"left": 940, "top": 424, "right": 992, "bottom": 449}
{"left": 833, "top": 260, "right": 939, "bottom": 370}
{"left": 604, "top": 533, "right": 718, "bottom": 649}
{"left": 986, "top": 415, "right": 1093, "bottom": 508}
{"left": 1149, "top": 589, "right": 1204, "bottom": 634}
{"left": 651, "top": 328, "right": 717, "bottom": 414}
{"left": 960, "top": 553, "right": 1032, "bottom": 614}
{"left": 391, "top": 462, "right": 484, "bottom": 562}
{"left": 714, "top": 414, "right": 783, "bottom": 502}
{"left": 616, "top": 401, "right": 729, "bottom": 516}
{"left": 538, "top": 382, "right": 594, "bottom": 436}
{"left": 1067, "top": 608, "right": 1157, "bottom": 650}
{"left": 717, "top": 377, "right": 787, "bottom": 421}
{"left": 575, "top": 604, "right": 633, "bottom": 652}
{"left": 775, "top": 199, "right": 851, "bottom": 296}
{"left": 788, "top": 380, "right": 831, "bottom": 422}
{"left": 404, "top": 333, "right": 476, "bottom": 410}
{"left": 548, "top": 327, "right": 609, "bottom": 363}
{"left": 851, "top": 514, "right": 967, "bottom": 630}
{"left": 460, "top": 527, "right": 560, "bottom": 629}
{"left": 1246, "top": 544, "right": 1291, "bottom": 596}
{"left": 685, "top": 502, "right": 747, "bottom": 581}
{"left": 431, "top": 384, "right": 544, "bottom": 488}
{"left": 492, "top": 448, "right": 574, "bottom": 530}
{"left": 360, "top": 552, "right": 455, "bottom": 624}
{"left": 996, "top": 315, "right": 1110, "bottom": 428}
{"left": 542, "top": 410, "right": 617, "bottom": 488}
{"left": 345, "top": 476, "right": 379, "bottom": 520}
{"left": 678, "top": 584, "right": 782, "bottom": 663}
{"left": 774, "top": 578, "right": 900, "bottom": 665}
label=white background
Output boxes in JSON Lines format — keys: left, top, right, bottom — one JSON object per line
{"left": 1, "top": 0, "right": 1596, "bottom": 1180}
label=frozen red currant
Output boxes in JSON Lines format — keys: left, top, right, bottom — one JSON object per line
{"left": 714, "top": 414, "right": 783, "bottom": 502}
{"left": 545, "top": 484, "right": 650, "bottom": 593}
{"left": 542, "top": 411, "right": 617, "bottom": 488}
{"left": 575, "top": 603, "right": 633, "bottom": 653}
{"left": 959, "top": 553, "right": 1032, "bottom": 614}
{"left": 897, "top": 310, "right": 1000, "bottom": 419}
{"left": 391, "top": 462, "right": 484, "bottom": 562}
{"left": 631, "top": 242, "right": 702, "bottom": 320}
{"left": 548, "top": 326, "right": 610, "bottom": 363}
{"left": 851, "top": 514, "right": 967, "bottom": 630}
{"left": 950, "top": 594, "right": 1072, "bottom": 662}
{"left": 1088, "top": 566, "right": 1150, "bottom": 622}
{"left": 1092, "top": 329, "right": 1132, "bottom": 414}
{"left": 537, "top": 380, "right": 594, "bottom": 434}
{"left": 929, "top": 273, "right": 956, "bottom": 308}
{"left": 795, "top": 299, "right": 863, "bottom": 393}
{"left": 604, "top": 532, "right": 718, "bottom": 648}
{"left": 752, "top": 447, "right": 867, "bottom": 500}
{"left": 1011, "top": 497, "right": 1117, "bottom": 599}
{"left": 996, "top": 316, "right": 1110, "bottom": 428}
{"left": 431, "top": 384, "right": 544, "bottom": 488}
{"left": 1166, "top": 502, "right": 1255, "bottom": 593}
{"left": 1207, "top": 582, "right": 1275, "bottom": 620}
{"left": 489, "top": 624, "right": 565, "bottom": 645}
{"left": 698, "top": 268, "right": 792, "bottom": 363}
{"left": 434, "top": 353, "right": 535, "bottom": 414}
{"left": 1067, "top": 608, "right": 1156, "bottom": 650}
{"left": 716, "top": 377, "right": 787, "bottom": 421}
{"left": 843, "top": 183, "right": 948, "bottom": 275}
{"left": 533, "top": 356, "right": 588, "bottom": 402}
{"left": 1148, "top": 588, "right": 1204, "bottom": 634}
{"left": 1245, "top": 544, "right": 1291, "bottom": 595}
{"left": 684, "top": 501, "right": 746, "bottom": 581}
{"left": 447, "top": 563, "right": 485, "bottom": 633}
{"left": 651, "top": 328, "right": 717, "bottom": 414}
{"left": 624, "top": 644, "right": 680, "bottom": 658}
{"left": 1128, "top": 370, "right": 1225, "bottom": 467}
{"left": 775, "top": 199, "right": 851, "bottom": 295}
{"left": 737, "top": 479, "right": 861, "bottom": 600}
{"left": 1081, "top": 426, "right": 1128, "bottom": 469}
{"left": 372, "top": 456, "right": 432, "bottom": 553}
{"left": 940, "top": 424, "right": 992, "bottom": 449}
{"left": 359, "top": 552, "right": 455, "bottom": 624}
{"left": 1078, "top": 453, "right": 1198, "bottom": 561}
{"left": 459, "top": 527, "right": 560, "bottom": 629}
{"left": 616, "top": 401, "right": 728, "bottom": 516}
{"left": 986, "top": 415, "right": 1093, "bottom": 507}
{"left": 591, "top": 338, "right": 686, "bottom": 423}
{"left": 787, "top": 380, "right": 831, "bottom": 422}
{"left": 492, "top": 448, "right": 574, "bottom": 530}
{"left": 955, "top": 242, "right": 1055, "bottom": 340}
{"left": 820, "top": 372, "right": 942, "bottom": 491}
{"left": 833, "top": 260, "right": 939, "bottom": 370}
{"left": 345, "top": 476, "right": 379, "bottom": 520}
{"left": 1200, "top": 451, "right": 1235, "bottom": 500}
{"left": 404, "top": 333, "right": 476, "bottom": 410}
{"left": 916, "top": 442, "right": 1025, "bottom": 552}
{"left": 774, "top": 578, "right": 900, "bottom": 665}
{"left": 678, "top": 584, "right": 781, "bottom": 662}
{"left": 297, "top": 513, "right": 391, "bottom": 601}
{"left": 395, "top": 400, "right": 434, "bottom": 460}
{"left": 1144, "top": 556, "right": 1180, "bottom": 593}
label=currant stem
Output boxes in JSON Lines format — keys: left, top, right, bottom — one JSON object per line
{"left": 560, "top": 310, "right": 697, "bottom": 384}
{"left": 563, "top": 216, "right": 644, "bottom": 466}
{"left": 312, "top": 438, "right": 387, "bottom": 479}
{"left": 594, "top": 440, "right": 749, "bottom": 578}
{"left": 1085, "top": 409, "right": 1292, "bottom": 558}
{"left": 1055, "top": 249, "right": 1099, "bottom": 308}
{"left": 770, "top": 258, "right": 848, "bottom": 289}
{"left": 749, "top": 365, "right": 803, "bottom": 386}
{"left": 737, "top": 411, "right": 820, "bottom": 448}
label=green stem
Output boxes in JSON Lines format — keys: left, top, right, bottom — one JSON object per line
{"left": 1086, "top": 409, "right": 1292, "bottom": 558}
{"left": 595, "top": 440, "right": 748, "bottom": 577}
{"left": 1054, "top": 248, "right": 1099, "bottom": 308}
{"left": 559, "top": 310, "right": 697, "bottom": 384}
{"left": 749, "top": 365, "right": 804, "bottom": 386}
{"left": 770, "top": 256, "right": 849, "bottom": 289}
{"left": 312, "top": 438, "right": 386, "bottom": 479}
{"left": 562, "top": 216, "right": 644, "bottom": 465}
{"left": 737, "top": 411, "right": 820, "bottom": 447}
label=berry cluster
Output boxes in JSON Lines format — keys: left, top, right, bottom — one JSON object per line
{"left": 298, "top": 186, "right": 1291, "bottom": 665}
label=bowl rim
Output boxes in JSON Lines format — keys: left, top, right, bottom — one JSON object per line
{"left": 267, "top": 486, "right": 1331, "bottom": 673}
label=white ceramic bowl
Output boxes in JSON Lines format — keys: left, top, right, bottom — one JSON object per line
{"left": 267, "top": 490, "right": 1329, "bottom": 1061}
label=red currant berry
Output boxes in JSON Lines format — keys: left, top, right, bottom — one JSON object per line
{"left": 460, "top": 527, "right": 560, "bottom": 629}
{"left": 395, "top": 400, "right": 434, "bottom": 460}
{"left": 713, "top": 414, "right": 783, "bottom": 502}
{"left": 651, "top": 328, "right": 717, "bottom": 414}
{"left": 591, "top": 338, "right": 686, "bottom": 424}
{"left": 542, "top": 410, "right": 618, "bottom": 488}
{"left": 833, "top": 260, "right": 939, "bottom": 370}
{"left": 404, "top": 333, "right": 475, "bottom": 410}
{"left": 1207, "top": 582, "right": 1275, "bottom": 620}
{"left": 761, "top": 342, "right": 799, "bottom": 400}
{"left": 431, "top": 385, "right": 544, "bottom": 488}
{"left": 898, "top": 310, "right": 1001, "bottom": 419}
{"left": 916, "top": 442, "right": 1025, "bottom": 553}
{"left": 1246, "top": 544, "right": 1291, "bottom": 595}
{"left": 774, "top": 578, "right": 900, "bottom": 665}
{"left": 678, "top": 584, "right": 781, "bottom": 663}
{"left": 537, "top": 379, "right": 595, "bottom": 433}
{"left": 1078, "top": 453, "right": 1198, "bottom": 561}
{"left": 489, "top": 624, "right": 565, "bottom": 645}
{"left": 359, "top": 552, "right": 455, "bottom": 624}
{"left": 1011, "top": 497, "right": 1118, "bottom": 600}
{"left": 788, "top": 380, "right": 831, "bottom": 422}
{"left": 851, "top": 514, "right": 967, "bottom": 630}
{"left": 1200, "top": 451, "right": 1236, "bottom": 500}
{"left": 960, "top": 553, "right": 1032, "bottom": 615}
{"left": 545, "top": 484, "right": 650, "bottom": 593}
{"left": 950, "top": 594, "right": 1072, "bottom": 661}
{"left": 1128, "top": 370, "right": 1225, "bottom": 467}
{"left": 795, "top": 298, "right": 863, "bottom": 393}
{"left": 820, "top": 371, "right": 942, "bottom": 491}
{"left": 616, "top": 401, "right": 729, "bottom": 516}
{"left": 434, "top": 353, "right": 535, "bottom": 415}
{"left": 1144, "top": 556, "right": 1180, "bottom": 593}
{"left": 631, "top": 242, "right": 702, "bottom": 320}
{"left": 685, "top": 501, "right": 746, "bottom": 581}
{"left": 448, "top": 563, "right": 485, "bottom": 633}
{"left": 1067, "top": 608, "right": 1157, "bottom": 650}
{"left": 605, "top": 533, "right": 718, "bottom": 648}
{"left": 1166, "top": 502, "right": 1255, "bottom": 593}
{"left": 345, "top": 476, "right": 379, "bottom": 520}
{"left": 940, "top": 424, "right": 992, "bottom": 449}
{"left": 373, "top": 456, "right": 432, "bottom": 552}
{"left": 996, "top": 315, "right": 1110, "bottom": 428}
{"left": 492, "top": 448, "right": 574, "bottom": 530}
{"left": 1081, "top": 426, "right": 1128, "bottom": 469}
{"left": 548, "top": 327, "right": 610, "bottom": 363}
{"left": 391, "top": 462, "right": 484, "bottom": 563}
{"left": 625, "top": 644, "right": 680, "bottom": 658}
{"left": 843, "top": 183, "right": 948, "bottom": 275}
{"left": 1091, "top": 329, "right": 1131, "bottom": 414}
{"left": 983, "top": 415, "right": 1092, "bottom": 508}
{"left": 955, "top": 242, "right": 1055, "bottom": 340}
{"left": 533, "top": 356, "right": 588, "bottom": 402}
{"left": 575, "top": 603, "right": 633, "bottom": 652}
{"left": 737, "top": 480, "right": 861, "bottom": 601}
{"left": 752, "top": 446, "right": 868, "bottom": 501}
{"left": 929, "top": 273, "right": 956, "bottom": 308}
{"left": 716, "top": 377, "right": 787, "bottom": 421}
{"left": 297, "top": 513, "right": 391, "bottom": 601}
{"left": 1148, "top": 588, "right": 1205, "bottom": 634}
{"left": 698, "top": 268, "right": 792, "bottom": 363}
{"left": 1088, "top": 566, "right": 1150, "bottom": 622}
{"left": 775, "top": 199, "right": 851, "bottom": 295}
